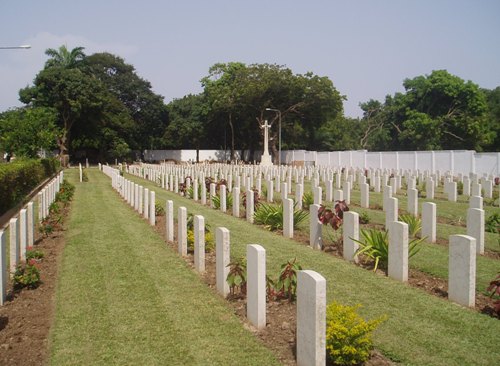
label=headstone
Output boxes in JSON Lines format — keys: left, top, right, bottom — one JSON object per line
{"left": 178, "top": 207, "right": 187, "bottom": 256}
{"left": 1, "top": 231, "right": 6, "bottom": 305}
{"left": 467, "top": 208, "right": 484, "bottom": 254}
{"left": 463, "top": 176, "right": 470, "bottom": 196}
{"left": 343, "top": 181, "right": 351, "bottom": 204}
{"left": 426, "top": 178, "right": 435, "bottom": 199}
{"left": 374, "top": 175, "right": 381, "bottom": 193}
{"left": 144, "top": 188, "right": 149, "bottom": 219}
{"left": 313, "top": 186, "right": 322, "bottom": 205}
{"left": 210, "top": 183, "right": 216, "bottom": 208}
{"left": 247, "top": 244, "right": 266, "bottom": 329}
{"left": 469, "top": 196, "right": 483, "bottom": 209}
{"left": 193, "top": 179, "right": 199, "bottom": 201}
{"left": 295, "top": 184, "right": 303, "bottom": 210}
{"left": 27, "top": 202, "right": 34, "bottom": 246}
{"left": 194, "top": 215, "right": 205, "bottom": 272}
{"left": 343, "top": 211, "right": 359, "bottom": 263}
{"left": 325, "top": 180, "right": 333, "bottom": 202}
{"left": 220, "top": 185, "right": 227, "bottom": 213}
{"left": 9, "top": 218, "right": 19, "bottom": 274}
{"left": 297, "top": 270, "right": 326, "bottom": 366}
{"left": 19, "top": 209, "right": 27, "bottom": 261}
{"left": 407, "top": 188, "right": 418, "bottom": 217}
{"left": 448, "top": 181, "right": 457, "bottom": 202}
{"left": 471, "top": 182, "right": 481, "bottom": 196}
{"left": 201, "top": 183, "right": 207, "bottom": 205}
{"left": 333, "top": 189, "right": 343, "bottom": 202}
{"left": 385, "top": 197, "right": 398, "bottom": 231}
{"left": 166, "top": 200, "right": 174, "bottom": 242}
{"left": 360, "top": 183, "right": 369, "bottom": 208}
{"left": 283, "top": 198, "right": 294, "bottom": 239}
{"left": 382, "top": 185, "right": 391, "bottom": 212}
{"left": 281, "top": 182, "right": 288, "bottom": 200}
{"left": 421, "top": 202, "right": 436, "bottom": 243}
{"left": 232, "top": 187, "right": 240, "bottom": 217}
{"left": 309, "top": 204, "right": 322, "bottom": 250}
{"left": 216, "top": 227, "right": 230, "bottom": 297}
{"left": 246, "top": 189, "right": 254, "bottom": 223}
{"left": 138, "top": 186, "right": 143, "bottom": 214}
{"left": 388, "top": 221, "right": 408, "bottom": 282}
{"left": 149, "top": 191, "right": 156, "bottom": 226}
{"left": 449, "top": 235, "right": 476, "bottom": 307}
{"left": 267, "top": 180, "right": 274, "bottom": 203}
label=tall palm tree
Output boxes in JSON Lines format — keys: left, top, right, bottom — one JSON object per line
{"left": 44, "top": 45, "right": 86, "bottom": 69}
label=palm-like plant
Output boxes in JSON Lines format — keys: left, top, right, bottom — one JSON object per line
{"left": 45, "top": 45, "right": 86, "bottom": 69}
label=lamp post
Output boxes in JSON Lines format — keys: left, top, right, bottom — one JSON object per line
{"left": 265, "top": 108, "right": 282, "bottom": 165}
{"left": 0, "top": 45, "right": 31, "bottom": 50}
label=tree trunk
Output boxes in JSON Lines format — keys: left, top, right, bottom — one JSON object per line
{"left": 229, "top": 113, "right": 235, "bottom": 161}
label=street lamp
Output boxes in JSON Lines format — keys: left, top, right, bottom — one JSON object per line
{"left": 266, "top": 108, "right": 282, "bottom": 165}
{"left": 0, "top": 45, "right": 31, "bottom": 49}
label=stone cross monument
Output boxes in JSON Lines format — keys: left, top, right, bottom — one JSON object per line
{"left": 260, "top": 119, "right": 273, "bottom": 166}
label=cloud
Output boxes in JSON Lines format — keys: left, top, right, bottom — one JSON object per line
{"left": 0, "top": 32, "right": 138, "bottom": 112}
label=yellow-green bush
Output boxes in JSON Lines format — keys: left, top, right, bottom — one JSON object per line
{"left": 0, "top": 158, "right": 60, "bottom": 215}
{"left": 326, "top": 301, "right": 385, "bottom": 365}
{"left": 187, "top": 230, "right": 215, "bottom": 253}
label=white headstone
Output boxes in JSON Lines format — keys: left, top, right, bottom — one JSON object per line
{"left": 343, "top": 211, "right": 359, "bottom": 263}
{"left": 297, "top": 270, "right": 326, "bottom": 366}
{"left": 309, "top": 204, "right": 322, "bottom": 250}
{"left": 449, "top": 235, "right": 476, "bottom": 307}
{"left": 178, "top": 207, "right": 187, "bottom": 256}
{"left": 247, "top": 244, "right": 266, "bottom": 329}
{"left": 0, "top": 231, "right": 6, "bottom": 305}
{"left": 421, "top": 202, "right": 436, "bottom": 243}
{"left": 388, "top": 221, "right": 408, "bottom": 282}
{"left": 467, "top": 208, "right": 484, "bottom": 254}
{"left": 283, "top": 198, "right": 294, "bottom": 239}
{"left": 216, "top": 227, "right": 230, "bottom": 297}
{"left": 194, "top": 215, "right": 205, "bottom": 272}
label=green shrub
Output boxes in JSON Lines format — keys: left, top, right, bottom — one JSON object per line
{"left": 226, "top": 257, "right": 247, "bottom": 295}
{"left": 485, "top": 213, "right": 500, "bottom": 234}
{"left": 354, "top": 229, "right": 423, "bottom": 271}
{"left": 55, "top": 179, "right": 75, "bottom": 204}
{"left": 359, "top": 212, "right": 370, "bottom": 224}
{"left": 302, "top": 191, "right": 314, "bottom": 210}
{"left": 254, "top": 202, "right": 308, "bottom": 231}
{"left": 212, "top": 193, "right": 233, "bottom": 209}
{"left": 398, "top": 214, "right": 422, "bottom": 238}
{"left": 326, "top": 301, "right": 385, "bottom": 365}
{"left": 13, "top": 260, "right": 41, "bottom": 289}
{"left": 457, "top": 181, "right": 464, "bottom": 195}
{"left": 0, "top": 158, "right": 60, "bottom": 215}
{"left": 187, "top": 229, "right": 215, "bottom": 253}
{"left": 155, "top": 202, "right": 165, "bottom": 216}
{"left": 26, "top": 247, "right": 44, "bottom": 261}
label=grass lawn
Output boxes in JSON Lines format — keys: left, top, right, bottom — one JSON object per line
{"left": 49, "top": 169, "right": 280, "bottom": 366}
{"left": 125, "top": 169, "right": 500, "bottom": 366}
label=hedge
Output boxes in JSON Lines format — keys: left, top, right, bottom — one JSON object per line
{"left": 0, "top": 158, "right": 60, "bottom": 216}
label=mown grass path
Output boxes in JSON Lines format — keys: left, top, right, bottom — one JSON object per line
{"left": 125, "top": 170, "right": 500, "bottom": 366}
{"left": 49, "top": 169, "right": 280, "bottom": 365}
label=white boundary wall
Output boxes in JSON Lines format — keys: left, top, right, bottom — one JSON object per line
{"left": 143, "top": 149, "right": 499, "bottom": 176}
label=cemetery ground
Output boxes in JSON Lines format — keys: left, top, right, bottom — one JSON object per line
{"left": 1, "top": 167, "right": 499, "bottom": 365}
{"left": 123, "top": 169, "right": 500, "bottom": 365}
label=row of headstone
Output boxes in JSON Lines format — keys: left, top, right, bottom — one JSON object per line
{"left": 103, "top": 167, "right": 328, "bottom": 365}
{"left": 112, "top": 164, "right": 488, "bottom": 310}
{"left": 1, "top": 171, "right": 64, "bottom": 306}
{"left": 105, "top": 166, "right": 156, "bottom": 226}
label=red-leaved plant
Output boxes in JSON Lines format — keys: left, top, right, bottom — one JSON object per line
{"left": 486, "top": 272, "right": 500, "bottom": 316}
{"left": 318, "top": 200, "right": 350, "bottom": 230}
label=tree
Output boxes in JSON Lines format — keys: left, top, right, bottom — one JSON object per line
{"left": 202, "top": 63, "right": 344, "bottom": 161}
{"left": 163, "top": 94, "right": 209, "bottom": 161}
{"left": 86, "top": 53, "right": 168, "bottom": 150}
{"left": 19, "top": 67, "right": 106, "bottom": 158}
{"left": 482, "top": 87, "right": 500, "bottom": 151}
{"left": 359, "top": 70, "right": 492, "bottom": 151}
{"left": 0, "top": 107, "right": 59, "bottom": 158}
{"left": 44, "top": 45, "right": 86, "bottom": 69}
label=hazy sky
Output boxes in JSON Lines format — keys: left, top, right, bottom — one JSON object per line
{"left": 1, "top": 0, "right": 499, "bottom": 117}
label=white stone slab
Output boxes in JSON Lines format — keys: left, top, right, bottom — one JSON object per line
{"left": 388, "top": 221, "right": 408, "bottom": 282}
{"left": 343, "top": 211, "right": 359, "bottom": 263}
{"left": 449, "top": 235, "right": 476, "bottom": 307}
{"left": 178, "top": 207, "right": 187, "bottom": 256}
{"left": 467, "top": 208, "right": 484, "bottom": 254}
{"left": 194, "top": 215, "right": 205, "bottom": 272}
{"left": 309, "top": 204, "right": 322, "bottom": 250}
{"left": 421, "top": 202, "right": 436, "bottom": 243}
{"left": 216, "top": 227, "right": 230, "bottom": 297}
{"left": 297, "top": 270, "right": 326, "bottom": 366}
{"left": 247, "top": 244, "right": 266, "bottom": 329}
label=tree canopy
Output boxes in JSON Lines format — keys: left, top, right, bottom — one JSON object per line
{"left": 6, "top": 48, "right": 498, "bottom": 163}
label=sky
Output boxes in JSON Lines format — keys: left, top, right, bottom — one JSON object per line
{"left": 1, "top": 0, "right": 499, "bottom": 117}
